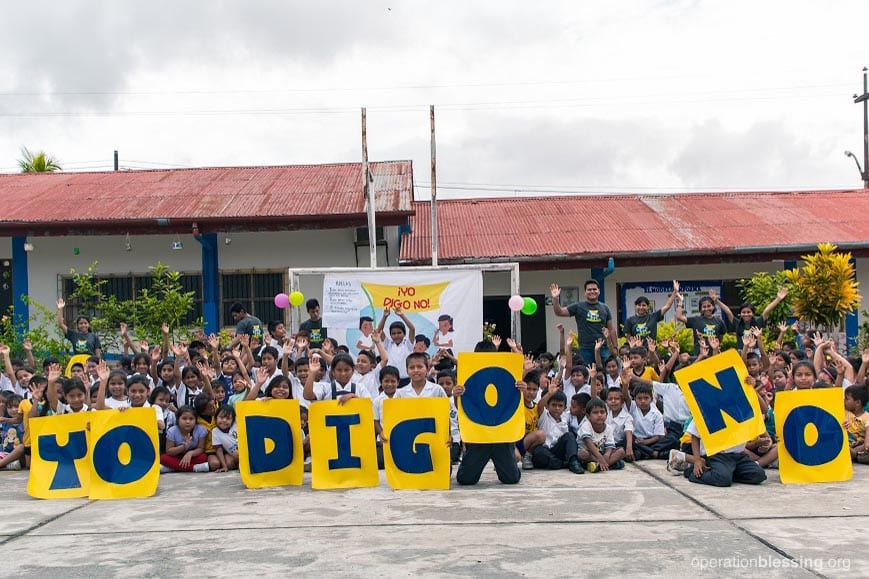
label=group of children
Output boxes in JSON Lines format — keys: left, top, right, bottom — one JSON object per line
{"left": 2, "top": 289, "right": 869, "bottom": 491}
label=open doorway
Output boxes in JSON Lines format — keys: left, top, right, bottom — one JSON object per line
{"left": 483, "top": 294, "right": 547, "bottom": 355}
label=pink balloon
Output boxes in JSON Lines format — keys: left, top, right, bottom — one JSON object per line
{"left": 274, "top": 293, "right": 290, "bottom": 309}
{"left": 508, "top": 295, "right": 524, "bottom": 312}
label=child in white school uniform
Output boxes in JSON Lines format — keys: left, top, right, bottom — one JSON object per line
{"left": 212, "top": 405, "right": 239, "bottom": 472}
{"left": 303, "top": 353, "right": 372, "bottom": 403}
{"left": 353, "top": 332, "right": 388, "bottom": 399}
{"left": 605, "top": 387, "right": 634, "bottom": 461}
{"left": 437, "top": 371, "right": 462, "bottom": 465}
{"left": 578, "top": 398, "right": 625, "bottom": 472}
{"left": 532, "top": 389, "right": 584, "bottom": 474}
{"left": 684, "top": 418, "right": 767, "bottom": 487}
{"left": 373, "top": 366, "right": 401, "bottom": 469}
{"left": 622, "top": 376, "right": 666, "bottom": 460}
{"left": 394, "top": 353, "right": 448, "bottom": 399}
{"left": 376, "top": 307, "right": 415, "bottom": 387}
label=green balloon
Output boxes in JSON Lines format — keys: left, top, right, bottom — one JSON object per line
{"left": 521, "top": 297, "right": 537, "bottom": 315}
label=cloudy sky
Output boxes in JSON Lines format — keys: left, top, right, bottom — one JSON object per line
{"left": 1, "top": 1, "right": 867, "bottom": 198}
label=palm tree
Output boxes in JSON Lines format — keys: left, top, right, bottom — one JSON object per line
{"left": 18, "top": 147, "right": 62, "bottom": 173}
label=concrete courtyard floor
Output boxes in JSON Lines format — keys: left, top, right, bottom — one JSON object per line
{"left": 1, "top": 461, "right": 865, "bottom": 578}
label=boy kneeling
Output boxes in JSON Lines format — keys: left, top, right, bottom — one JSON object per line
{"left": 685, "top": 419, "right": 766, "bottom": 487}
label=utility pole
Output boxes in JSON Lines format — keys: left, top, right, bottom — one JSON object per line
{"left": 430, "top": 105, "right": 438, "bottom": 268}
{"left": 854, "top": 67, "right": 869, "bottom": 188}
{"left": 362, "top": 108, "right": 377, "bottom": 267}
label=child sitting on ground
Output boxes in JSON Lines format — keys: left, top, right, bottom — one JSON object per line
{"left": 0, "top": 394, "right": 24, "bottom": 470}
{"left": 161, "top": 406, "right": 210, "bottom": 473}
{"left": 605, "top": 387, "right": 634, "bottom": 461}
{"left": 531, "top": 388, "right": 583, "bottom": 474}
{"left": 578, "top": 398, "right": 625, "bottom": 472}
{"left": 518, "top": 371, "right": 544, "bottom": 470}
{"left": 628, "top": 386, "right": 667, "bottom": 459}
{"left": 568, "top": 392, "right": 590, "bottom": 435}
{"left": 621, "top": 370, "right": 667, "bottom": 459}
{"left": 212, "top": 405, "right": 239, "bottom": 472}
{"left": 744, "top": 385, "right": 778, "bottom": 468}
{"left": 844, "top": 384, "right": 869, "bottom": 464}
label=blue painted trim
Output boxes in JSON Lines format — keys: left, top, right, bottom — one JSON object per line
{"left": 195, "top": 233, "right": 219, "bottom": 334}
{"left": 846, "top": 257, "right": 859, "bottom": 351}
{"left": 11, "top": 237, "right": 29, "bottom": 337}
{"left": 591, "top": 268, "right": 606, "bottom": 303}
{"left": 591, "top": 259, "right": 615, "bottom": 303}
{"left": 397, "top": 220, "right": 412, "bottom": 253}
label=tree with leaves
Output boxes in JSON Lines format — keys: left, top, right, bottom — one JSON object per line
{"left": 18, "top": 147, "right": 62, "bottom": 173}
{"left": 67, "top": 261, "right": 202, "bottom": 351}
{"left": 784, "top": 243, "right": 861, "bottom": 329}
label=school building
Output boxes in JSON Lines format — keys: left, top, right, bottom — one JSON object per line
{"left": 399, "top": 190, "right": 869, "bottom": 352}
{"left": 1, "top": 160, "right": 867, "bottom": 353}
{"left": 0, "top": 162, "right": 412, "bottom": 336}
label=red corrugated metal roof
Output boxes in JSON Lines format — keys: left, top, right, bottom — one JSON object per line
{"left": 0, "top": 161, "right": 413, "bottom": 235}
{"left": 400, "top": 190, "right": 869, "bottom": 265}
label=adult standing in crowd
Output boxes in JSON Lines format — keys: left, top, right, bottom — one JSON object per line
{"left": 299, "top": 298, "right": 327, "bottom": 350}
{"left": 623, "top": 280, "right": 680, "bottom": 341}
{"left": 229, "top": 302, "right": 264, "bottom": 344}
{"left": 550, "top": 280, "right": 617, "bottom": 364}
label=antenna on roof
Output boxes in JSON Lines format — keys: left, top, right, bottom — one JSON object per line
{"left": 431, "top": 105, "right": 438, "bottom": 268}
{"left": 362, "top": 107, "right": 377, "bottom": 268}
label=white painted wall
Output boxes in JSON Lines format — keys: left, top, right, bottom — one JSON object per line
{"left": 0, "top": 225, "right": 403, "bottom": 329}
{"left": 4, "top": 230, "right": 866, "bottom": 354}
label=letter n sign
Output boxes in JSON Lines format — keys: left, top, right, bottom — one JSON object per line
{"left": 673, "top": 349, "right": 765, "bottom": 456}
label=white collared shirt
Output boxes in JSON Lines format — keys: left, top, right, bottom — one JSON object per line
{"left": 393, "top": 381, "right": 447, "bottom": 399}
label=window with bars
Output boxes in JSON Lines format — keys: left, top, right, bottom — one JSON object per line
{"left": 220, "top": 271, "right": 285, "bottom": 327}
{"left": 60, "top": 273, "right": 204, "bottom": 325}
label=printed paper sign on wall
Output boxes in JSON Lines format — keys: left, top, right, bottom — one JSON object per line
{"left": 775, "top": 389, "right": 852, "bottom": 484}
{"left": 308, "top": 398, "right": 378, "bottom": 490}
{"left": 382, "top": 397, "right": 451, "bottom": 490}
{"left": 237, "top": 400, "right": 305, "bottom": 489}
{"left": 673, "top": 349, "right": 765, "bottom": 456}
{"left": 457, "top": 352, "right": 524, "bottom": 444}
{"left": 88, "top": 408, "right": 159, "bottom": 500}
{"left": 28, "top": 413, "right": 91, "bottom": 500}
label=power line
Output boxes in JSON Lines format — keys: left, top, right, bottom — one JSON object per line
{"left": 121, "top": 159, "right": 191, "bottom": 168}
{"left": 0, "top": 78, "right": 850, "bottom": 98}
{"left": 0, "top": 89, "right": 845, "bottom": 119}
{"left": 413, "top": 182, "right": 849, "bottom": 195}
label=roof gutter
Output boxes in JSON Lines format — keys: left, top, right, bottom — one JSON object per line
{"left": 0, "top": 211, "right": 414, "bottom": 237}
{"left": 399, "top": 241, "right": 869, "bottom": 266}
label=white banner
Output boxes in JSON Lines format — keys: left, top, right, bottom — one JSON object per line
{"left": 322, "top": 269, "right": 483, "bottom": 356}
